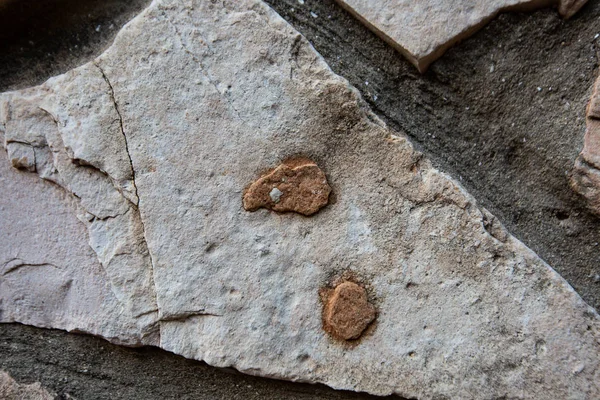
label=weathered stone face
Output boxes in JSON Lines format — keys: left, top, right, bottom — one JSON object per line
{"left": 334, "top": 0, "right": 588, "bottom": 72}
{"left": 0, "top": 0, "right": 599, "bottom": 399}
{"left": 322, "top": 281, "right": 376, "bottom": 341}
{"left": 243, "top": 159, "right": 331, "bottom": 216}
{"left": 571, "top": 75, "right": 600, "bottom": 216}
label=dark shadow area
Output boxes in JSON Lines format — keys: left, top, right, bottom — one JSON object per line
{"left": 0, "top": 324, "right": 400, "bottom": 400}
{"left": 265, "top": 0, "right": 600, "bottom": 310}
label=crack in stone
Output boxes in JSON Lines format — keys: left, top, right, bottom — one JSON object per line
{"left": 158, "top": 310, "right": 223, "bottom": 323}
{"left": 2, "top": 260, "right": 61, "bottom": 276}
{"left": 289, "top": 34, "right": 302, "bottom": 80}
{"left": 94, "top": 63, "right": 139, "bottom": 206}
{"left": 37, "top": 105, "right": 138, "bottom": 207}
{"left": 93, "top": 62, "right": 162, "bottom": 338}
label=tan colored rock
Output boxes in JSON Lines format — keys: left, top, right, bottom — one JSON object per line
{"left": 581, "top": 120, "right": 600, "bottom": 169}
{"left": 587, "top": 76, "right": 600, "bottom": 120}
{"left": 559, "top": 0, "right": 589, "bottom": 18}
{"left": 334, "top": 0, "right": 588, "bottom": 72}
{"left": 0, "top": 371, "right": 55, "bottom": 400}
{"left": 322, "top": 281, "right": 376, "bottom": 340}
{"left": 243, "top": 158, "right": 331, "bottom": 216}
{"left": 571, "top": 158, "right": 600, "bottom": 213}
{"left": 571, "top": 75, "right": 600, "bottom": 216}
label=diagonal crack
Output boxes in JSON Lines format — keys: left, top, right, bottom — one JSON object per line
{"left": 159, "top": 310, "right": 223, "bottom": 323}
{"left": 2, "top": 260, "right": 61, "bottom": 275}
{"left": 94, "top": 62, "right": 162, "bottom": 337}
{"left": 94, "top": 63, "right": 139, "bottom": 206}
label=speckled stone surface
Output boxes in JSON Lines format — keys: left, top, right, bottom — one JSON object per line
{"left": 1, "top": 1, "right": 599, "bottom": 398}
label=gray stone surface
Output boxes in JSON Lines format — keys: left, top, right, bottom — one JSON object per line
{"left": 335, "top": 0, "right": 587, "bottom": 72}
{"left": 1, "top": 0, "right": 599, "bottom": 399}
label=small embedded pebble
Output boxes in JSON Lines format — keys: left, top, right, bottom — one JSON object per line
{"left": 269, "top": 187, "right": 283, "bottom": 203}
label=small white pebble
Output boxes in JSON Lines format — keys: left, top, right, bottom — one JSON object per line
{"left": 95, "top": 25, "right": 101, "bottom": 32}
{"left": 595, "top": 33, "right": 599, "bottom": 40}
{"left": 365, "top": 81, "right": 369, "bottom": 86}
{"left": 298, "top": 0, "right": 304, "bottom": 4}
{"left": 310, "top": 11, "right": 318, "bottom": 18}
{"left": 537, "top": 87, "right": 542, "bottom": 92}
{"left": 572, "top": 363, "right": 585, "bottom": 374}
{"left": 269, "top": 187, "right": 283, "bottom": 203}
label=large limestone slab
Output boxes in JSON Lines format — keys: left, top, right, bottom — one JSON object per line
{"left": 334, "top": 0, "right": 588, "bottom": 72}
{"left": 1, "top": 0, "right": 599, "bottom": 398}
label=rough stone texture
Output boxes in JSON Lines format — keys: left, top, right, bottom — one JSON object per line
{"left": 0, "top": 371, "right": 55, "bottom": 400}
{"left": 243, "top": 158, "right": 331, "bottom": 215}
{"left": 266, "top": 0, "right": 600, "bottom": 313}
{"left": 334, "top": 0, "right": 588, "bottom": 72}
{"left": 1, "top": 1, "right": 600, "bottom": 399}
{"left": 571, "top": 76, "right": 600, "bottom": 216}
{"left": 321, "top": 281, "right": 376, "bottom": 341}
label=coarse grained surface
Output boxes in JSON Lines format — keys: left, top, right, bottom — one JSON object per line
{"left": 243, "top": 159, "right": 332, "bottom": 215}
{"left": 1, "top": 0, "right": 599, "bottom": 398}
{"left": 265, "top": 0, "right": 600, "bottom": 311}
{"left": 0, "top": 324, "right": 390, "bottom": 400}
